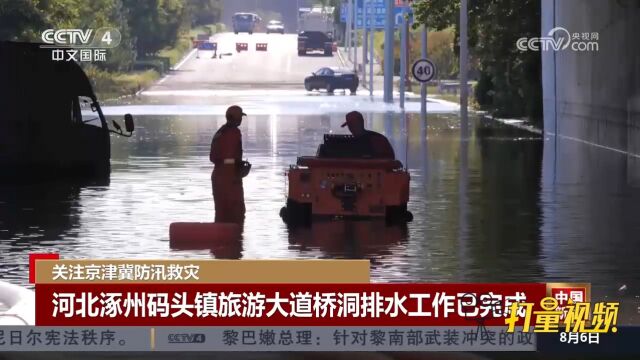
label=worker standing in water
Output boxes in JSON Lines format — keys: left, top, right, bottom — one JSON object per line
{"left": 342, "top": 111, "right": 395, "bottom": 159}
{"left": 210, "top": 105, "right": 249, "bottom": 223}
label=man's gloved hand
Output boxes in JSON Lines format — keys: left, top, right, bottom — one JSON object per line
{"left": 237, "top": 160, "right": 252, "bottom": 178}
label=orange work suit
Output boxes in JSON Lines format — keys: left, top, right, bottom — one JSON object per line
{"left": 210, "top": 124, "right": 245, "bottom": 223}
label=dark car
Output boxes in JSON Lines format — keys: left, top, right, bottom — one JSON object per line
{"left": 304, "top": 67, "right": 359, "bottom": 94}
{"left": 298, "top": 31, "right": 333, "bottom": 56}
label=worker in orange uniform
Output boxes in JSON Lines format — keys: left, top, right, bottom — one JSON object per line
{"left": 210, "top": 105, "right": 247, "bottom": 223}
{"left": 342, "top": 111, "right": 395, "bottom": 159}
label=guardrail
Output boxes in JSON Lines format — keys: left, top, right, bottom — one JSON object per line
{"left": 438, "top": 82, "right": 474, "bottom": 95}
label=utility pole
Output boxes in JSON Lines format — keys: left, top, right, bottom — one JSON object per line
{"left": 363, "top": 0, "right": 368, "bottom": 85}
{"left": 369, "top": 0, "right": 374, "bottom": 97}
{"left": 405, "top": 12, "right": 412, "bottom": 93}
{"left": 347, "top": 0, "right": 352, "bottom": 61}
{"left": 460, "top": 0, "right": 469, "bottom": 138}
{"left": 383, "top": 0, "right": 394, "bottom": 103}
{"left": 354, "top": 0, "right": 358, "bottom": 74}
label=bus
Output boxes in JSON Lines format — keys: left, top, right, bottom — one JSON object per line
{"left": 232, "top": 12, "right": 261, "bottom": 34}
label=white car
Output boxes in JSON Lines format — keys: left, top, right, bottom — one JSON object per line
{"left": 266, "top": 20, "right": 285, "bottom": 34}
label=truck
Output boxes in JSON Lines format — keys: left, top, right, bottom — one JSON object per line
{"left": 297, "top": 8, "right": 334, "bottom": 56}
{"left": 0, "top": 42, "right": 133, "bottom": 183}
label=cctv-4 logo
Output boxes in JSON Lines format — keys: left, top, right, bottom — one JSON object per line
{"left": 168, "top": 333, "right": 206, "bottom": 343}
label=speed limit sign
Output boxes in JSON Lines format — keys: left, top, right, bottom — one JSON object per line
{"left": 412, "top": 58, "right": 436, "bottom": 83}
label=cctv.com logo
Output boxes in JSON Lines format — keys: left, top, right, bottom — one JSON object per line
{"left": 517, "top": 27, "right": 599, "bottom": 52}
{"left": 168, "top": 333, "right": 207, "bottom": 344}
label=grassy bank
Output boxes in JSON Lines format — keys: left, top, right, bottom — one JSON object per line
{"left": 87, "top": 67, "right": 160, "bottom": 101}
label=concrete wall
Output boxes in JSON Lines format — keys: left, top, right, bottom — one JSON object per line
{"left": 541, "top": 0, "right": 640, "bottom": 157}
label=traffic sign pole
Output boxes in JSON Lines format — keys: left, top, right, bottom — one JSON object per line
{"left": 399, "top": 14, "right": 406, "bottom": 109}
{"left": 420, "top": 25, "right": 427, "bottom": 124}
{"left": 362, "top": 0, "right": 367, "bottom": 82}
{"left": 383, "top": 0, "right": 394, "bottom": 103}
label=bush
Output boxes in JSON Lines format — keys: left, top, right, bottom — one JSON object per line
{"left": 84, "top": 66, "right": 159, "bottom": 100}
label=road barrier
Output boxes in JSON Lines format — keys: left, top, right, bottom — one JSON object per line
{"left": 198, "top": 41, "right": 217, "bottom": 51}
{"left": 236, "top": 43, "right": 248, "bottom": 52}
{"left": 256, "top": 43, "right": 268, "bottom": 51}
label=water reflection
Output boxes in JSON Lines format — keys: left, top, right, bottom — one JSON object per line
{"left": 1, "top": 112, "right": 640, "bottom": 323}
{"left": 288, "top": 220, "right": 408, "bottom": 260}
{"left": 0, "top": 183, "right": 85, "bottom": 280}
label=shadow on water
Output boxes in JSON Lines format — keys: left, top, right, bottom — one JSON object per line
{"left": 0, "top": 181, "right": 99, "bottom": 283}
{"left": 288, "top": 220, "right": 408, "bottom": 262}
{"left": 464, "top": 117, "right": 545, "bottom": 281}
{"left": 0, "top": 182, "right": 98, "bottom": 244}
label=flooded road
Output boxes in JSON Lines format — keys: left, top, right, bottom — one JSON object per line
{"left": 2, "top": 109, "right": 640, "bottom": 321}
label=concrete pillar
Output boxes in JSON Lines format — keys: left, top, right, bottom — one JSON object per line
{"left": 542, "top": 0, "right": 640, "bottom": 156}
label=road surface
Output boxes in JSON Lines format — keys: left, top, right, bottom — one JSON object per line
{"left": 135, "top": 32, "right": 459, "bottom": 115}
{"left": 148, "top": 32, "right": 343, "bottom": 91}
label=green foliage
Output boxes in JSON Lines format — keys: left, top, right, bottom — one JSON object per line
{"left": 186, "top": 0, "right": 222, "bottom": 26}
{"left": 412, "top": 0, "right": 543, "bottom": 124}
{"left": 0, "top": 0, "right": 224, "bottom": 60}
{"left": 0, "top": 0, "right": 224, "bottom": 97}
{"left": 0, "top": 0, "right": 46, "bottom": 41}
{"left": 375, "top": 28, "right": 457, "bottom": 79}
{"left": 85, "top": 65, "right": 159, "bottom": 100}
{"left": 255, "top": 9, "right": 282, "bottom": 22}
{"left": 122, "top": 0, "right": 188, "bottom": 56}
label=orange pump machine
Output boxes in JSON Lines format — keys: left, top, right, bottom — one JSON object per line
{"left": 280, "top": 134, "right": 413, "bottom": 225}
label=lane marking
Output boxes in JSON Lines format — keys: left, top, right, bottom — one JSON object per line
{"left": 173, "top": 48, "right": 198, "bottom": 70}
{"left": 547, "top": 132, "right": 640, "bottom": 159}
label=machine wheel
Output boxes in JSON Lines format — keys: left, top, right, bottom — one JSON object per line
{"left": 324, "top": 49, "right": 333, "bottom": 56}
{"left": 298, "top": 50, "right": 305, "bottom": 56}
{"left": 234, "top": 31, "right": 238, "bottom": 34}
{"left": 326, "top": 83, "right": 334, "bottom": 94}
{"left": 280, "top": 200, "right": 311, "bottom": 227}
{"left": 350, "top": 87, "right": 357, "bottom": 95}
{"left": 304, "top": 83, "right": 312, "bottom": 91}
{"left": 249, "top": 31, "right": 253, "bottom": 35}
{"left": 385, "top": 205, "right": 413, "bottom": 224}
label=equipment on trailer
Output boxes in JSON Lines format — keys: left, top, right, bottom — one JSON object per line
{"left": 280, "top": 134, "right": 413, "bottom": 225}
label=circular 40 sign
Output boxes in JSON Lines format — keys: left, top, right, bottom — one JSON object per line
{"left": 412, "top": 58, "right": 436, "bottom": 83}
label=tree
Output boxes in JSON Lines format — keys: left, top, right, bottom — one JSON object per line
{"left": 412, "top": 0, "right": 543, "bottom": 124}
{"left": 185, "top": 0, "right": 222, "bottom": 26}
{"left": 122, "top": 0, "right": 189, "bottom": 56}
{"left": 0, "top": 0, "right": 47, "bottom": 41}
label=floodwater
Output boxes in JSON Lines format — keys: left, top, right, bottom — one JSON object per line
{"left": 1, "top": 109, "right": 640, "bottom": 322}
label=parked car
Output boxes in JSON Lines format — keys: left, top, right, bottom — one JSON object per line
{"left": 266, "top": 20, "right": 285, "bottom": 34}
{"left": 304, "top": 67, "right": 359, "bottom": 94}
